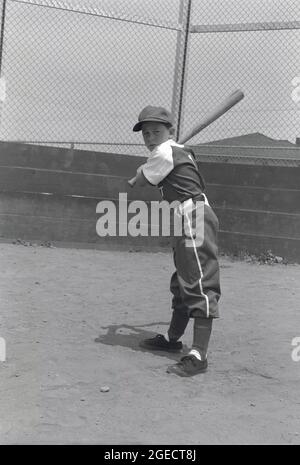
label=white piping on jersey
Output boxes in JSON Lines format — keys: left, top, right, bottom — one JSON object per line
{"left": 184, "top": 210, "right": 210, "bottom": 318}
{"left": 201, "top": 193, "right": 210, "bottom": 207}
{"left": 188, "top": 153, "right": 198, "bottom": 169}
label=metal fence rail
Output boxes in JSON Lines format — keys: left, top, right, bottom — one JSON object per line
{"left": 0, "top": 0, "right": 299, "bottom": 154}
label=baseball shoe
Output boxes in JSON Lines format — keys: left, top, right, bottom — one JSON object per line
{"left": 139, "top": 334, "right": 182, "bottom": 352}
{"left": 166, "top": 354, "right": 208, "bottom": 377}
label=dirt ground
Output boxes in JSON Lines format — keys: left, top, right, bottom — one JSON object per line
{"left": 0, "top": 242, "right": 300, "bottom": 445}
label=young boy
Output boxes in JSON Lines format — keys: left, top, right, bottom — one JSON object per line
{"left": 131, "top": 105, "right": 221, "bottom": 377}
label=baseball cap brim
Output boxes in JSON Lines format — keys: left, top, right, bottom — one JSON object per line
{"left": 133, "top": 118, "right": 172, "bottom": 132}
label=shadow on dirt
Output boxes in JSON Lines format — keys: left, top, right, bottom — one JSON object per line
{"left": 95, "top": 322, "right": 188, "bottom": 361}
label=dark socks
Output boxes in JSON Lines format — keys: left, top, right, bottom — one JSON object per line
{"left": 191, "top": 317, "right": 213, "bottom": 360}
{"left": 167, "top": 309, "right": 189, "bottom": 341}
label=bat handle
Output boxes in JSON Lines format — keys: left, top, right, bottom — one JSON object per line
{"left": 128, "top": 176, "right": 137, "bottom": 187}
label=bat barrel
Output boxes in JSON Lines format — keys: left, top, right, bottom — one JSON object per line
{"left": 178, "top": 89, "right": 244, "bottom": 145}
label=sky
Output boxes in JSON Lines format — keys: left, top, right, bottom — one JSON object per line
{"left": 0, "top": 0, "right": 299, "bottom": 151}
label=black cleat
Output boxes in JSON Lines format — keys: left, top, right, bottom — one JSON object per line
{"left": 139, "top": 334, "right": 182, "bottom": 352}
{"left": 167, "top": 354, "right": 208, "bottom": 377}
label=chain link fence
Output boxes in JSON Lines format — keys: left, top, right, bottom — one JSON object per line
{"left": 183, "top": 0, "right": 300, "bottom": 152}
{"left": 0, "top": 0, "right": 183, "bottom": 155}
{"left": 0, "top": 0, "right": 299, "bottom": 155}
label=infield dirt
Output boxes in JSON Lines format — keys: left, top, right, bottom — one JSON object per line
{"left": 0, "top": 243, "right": 299, "bottom": 444}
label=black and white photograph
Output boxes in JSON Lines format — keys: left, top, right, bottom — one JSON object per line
{"left": 0, "top": 0, "right": 299, "bottom": 448}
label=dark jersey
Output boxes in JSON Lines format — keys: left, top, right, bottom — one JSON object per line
{"left": 141, "top": 140, "right": 205, "bottom": 202}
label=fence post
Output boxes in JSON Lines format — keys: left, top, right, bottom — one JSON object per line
{"left": 0, "top": 0, "right": 7, "bottom": 76}
{"left": 171, "top": 0, "right": 192, "bottom": 142}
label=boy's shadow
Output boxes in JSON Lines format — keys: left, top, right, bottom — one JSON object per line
{"left": 95, "top": 322, "right": 188, "bottom": 361}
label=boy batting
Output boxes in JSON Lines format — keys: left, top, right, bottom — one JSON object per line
{"left": 130, "top": 105, "right": 221, "bottom": 377}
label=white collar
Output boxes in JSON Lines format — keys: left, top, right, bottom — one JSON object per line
{"left": 149, "top": 139, "right": 184, "bottom": 157}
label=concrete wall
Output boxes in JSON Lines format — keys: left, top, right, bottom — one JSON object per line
{"left": 0, "top": 142, "right": 299, "bottom": 261}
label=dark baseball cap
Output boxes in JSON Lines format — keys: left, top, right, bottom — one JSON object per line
{"left": 133, "top": 106, "right": 174, "bottom": 132}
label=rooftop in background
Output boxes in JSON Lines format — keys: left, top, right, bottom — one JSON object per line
{"left": 191, "top": 132, "right": 300, "bottom": 164}
{"left": 202, "top": 132, "right": 297, "bottom": 147}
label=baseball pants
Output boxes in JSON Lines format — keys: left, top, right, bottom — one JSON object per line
{"left": 168, "top": 199, "right": 221, "bottom": 341}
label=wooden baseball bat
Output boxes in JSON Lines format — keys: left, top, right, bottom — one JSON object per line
{"left": 128, "top": 89, "right": 244, "bottom": 187}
